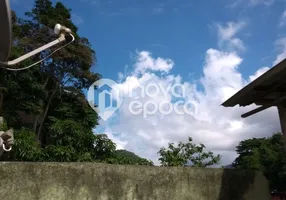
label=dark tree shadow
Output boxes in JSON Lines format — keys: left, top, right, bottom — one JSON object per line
{"left": 218, "top": 169, "right": 270, "bottom": 200}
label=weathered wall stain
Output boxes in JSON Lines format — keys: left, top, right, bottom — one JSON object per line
{"left": 0, "top": 162, "right": 271, "bottom": 200}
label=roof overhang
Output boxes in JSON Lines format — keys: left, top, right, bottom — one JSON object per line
{"left": 222, "top": 58, "right": 286, "bottom": 117}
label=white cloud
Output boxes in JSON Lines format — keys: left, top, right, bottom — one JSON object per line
{"left": 279, "top": 10, "right": 286, "bottom": 27}
{"left": 72, "top": 14, "right": 84, "bottom": 25}
{"left": 152, "top": 7, "right": 164, "bottom": 14}
{"left": 98, "top": 49, "right": 280, "bottom": 166}
{"left": 217, "top": 21, "right": 246, "bottom": 51}
{"left": 248, "top": 66, "right": 270, "bottom": 82}
{"left": 96, "top": 19, "right": 283, "bottom": 166}
{"left": 228, "top": 0, "right": 274, "bottom": 8}
{"left": 80, "top": 0, "right": 98, "bottom": 5}
{"left": 273, "top": 37, "right": 286, "bottom": 65}
{"left": 134, "top": 51, "right": 174, "bottom": 74}
{"left": 104, "top": 131, "right": 128, "bottom": 150}
{"left": 249, "top": 0, "right": 274, "bottom": 6}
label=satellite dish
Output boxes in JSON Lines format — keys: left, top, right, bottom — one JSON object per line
{"left": 0, "top": 0, "right": 74, "bottom": 71}
{"left": 0, "top": 0, "right": 12, "bottom": 62}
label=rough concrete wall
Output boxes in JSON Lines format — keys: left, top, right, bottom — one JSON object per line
{"left": 0, "top": 162, "right": 271, "bottom": 200}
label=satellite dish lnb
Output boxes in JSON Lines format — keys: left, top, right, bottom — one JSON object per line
{"left": 0, "top": 0, "right": 12, "bottom": 62}
{"left": 0, "top": 0, "right": 75, "bottom": 71}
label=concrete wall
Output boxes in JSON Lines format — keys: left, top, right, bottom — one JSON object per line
{"left": 0, "top": 162, "right": 271, "bottom": 200}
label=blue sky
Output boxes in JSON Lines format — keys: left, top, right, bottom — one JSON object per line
{"left": 10, "top": 0, "right": 286, "bottom": 165}
{"left": 11, "top": 0, "right": 286, "bottom": 81}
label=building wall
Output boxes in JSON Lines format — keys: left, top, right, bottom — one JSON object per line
{"left": 0, "top": 162, "right": 271, "bottom": 200}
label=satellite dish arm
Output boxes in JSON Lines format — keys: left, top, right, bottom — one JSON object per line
{"left": 2, "top": 33, "right": 66, "bottom": 66}
{"left": 0, "top": 24, "right": 74, "bottom": 67}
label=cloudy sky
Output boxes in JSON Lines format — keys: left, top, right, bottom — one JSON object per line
{"left": 12, "top": 0, "right": 286, "bottom": 165}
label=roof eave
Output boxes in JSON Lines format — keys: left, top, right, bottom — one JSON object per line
{"left": 221, "top": 58, "right": 286, "bottom": 107}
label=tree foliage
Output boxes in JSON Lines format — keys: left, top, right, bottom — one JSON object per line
{"left": 158, "top": 137, "right": 221, "bottom": 167}
{"left": 108, "top": 150, "right": 154, "bottom": 166}
{"left": 0, "top": 0, "right": 150, "bottom": 165}
{"left": 233, "top": 133, "right": 286, "bottom": 192}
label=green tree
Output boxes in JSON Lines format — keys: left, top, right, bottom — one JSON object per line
{"left": 233, "top": 133, "right": 286, "bottom": 192}
{"left": 0, "top": 0, "right": 154, "bottom": 165}
{"left": 22, "top": 0, "right": 100, "bottom": 145}
{"left": 0, "top": 1, "right": 100, "bottom": 162}
{"left": 158, "top": 137, "right": 221, "bottom": 167}
{"left": 93, "top": 134, "right": 117, "bottom": 161}
{"left": 107, "top": 150, "right": 154, "bottom": 166}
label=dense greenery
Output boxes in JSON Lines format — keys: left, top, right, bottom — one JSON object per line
{"left": 233, "top": 133, "right": 286, "bottom": 192}
{"left": 0, "top": 0, "right": 150, "bottom": 165}
{"left": 107, "top": 150, "right": 153, "bottom": 165}
{"left": 157, "top": 137, "right": 221, "bottom": 167}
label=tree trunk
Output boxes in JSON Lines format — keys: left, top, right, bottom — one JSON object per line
{"left": 37, "top": 90, "right": 56, "bottom": 147}
{"left": 33, "top": 76, "right": 50, "bottom": 134}
{"left": 33, "top": 115, "right": 40, "bottom": 133}
{"left": 0, "top": 92, "right": 3, "bottom": 116}
{"left": 43, "top": 76, "right": 50, "bottom": 89}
